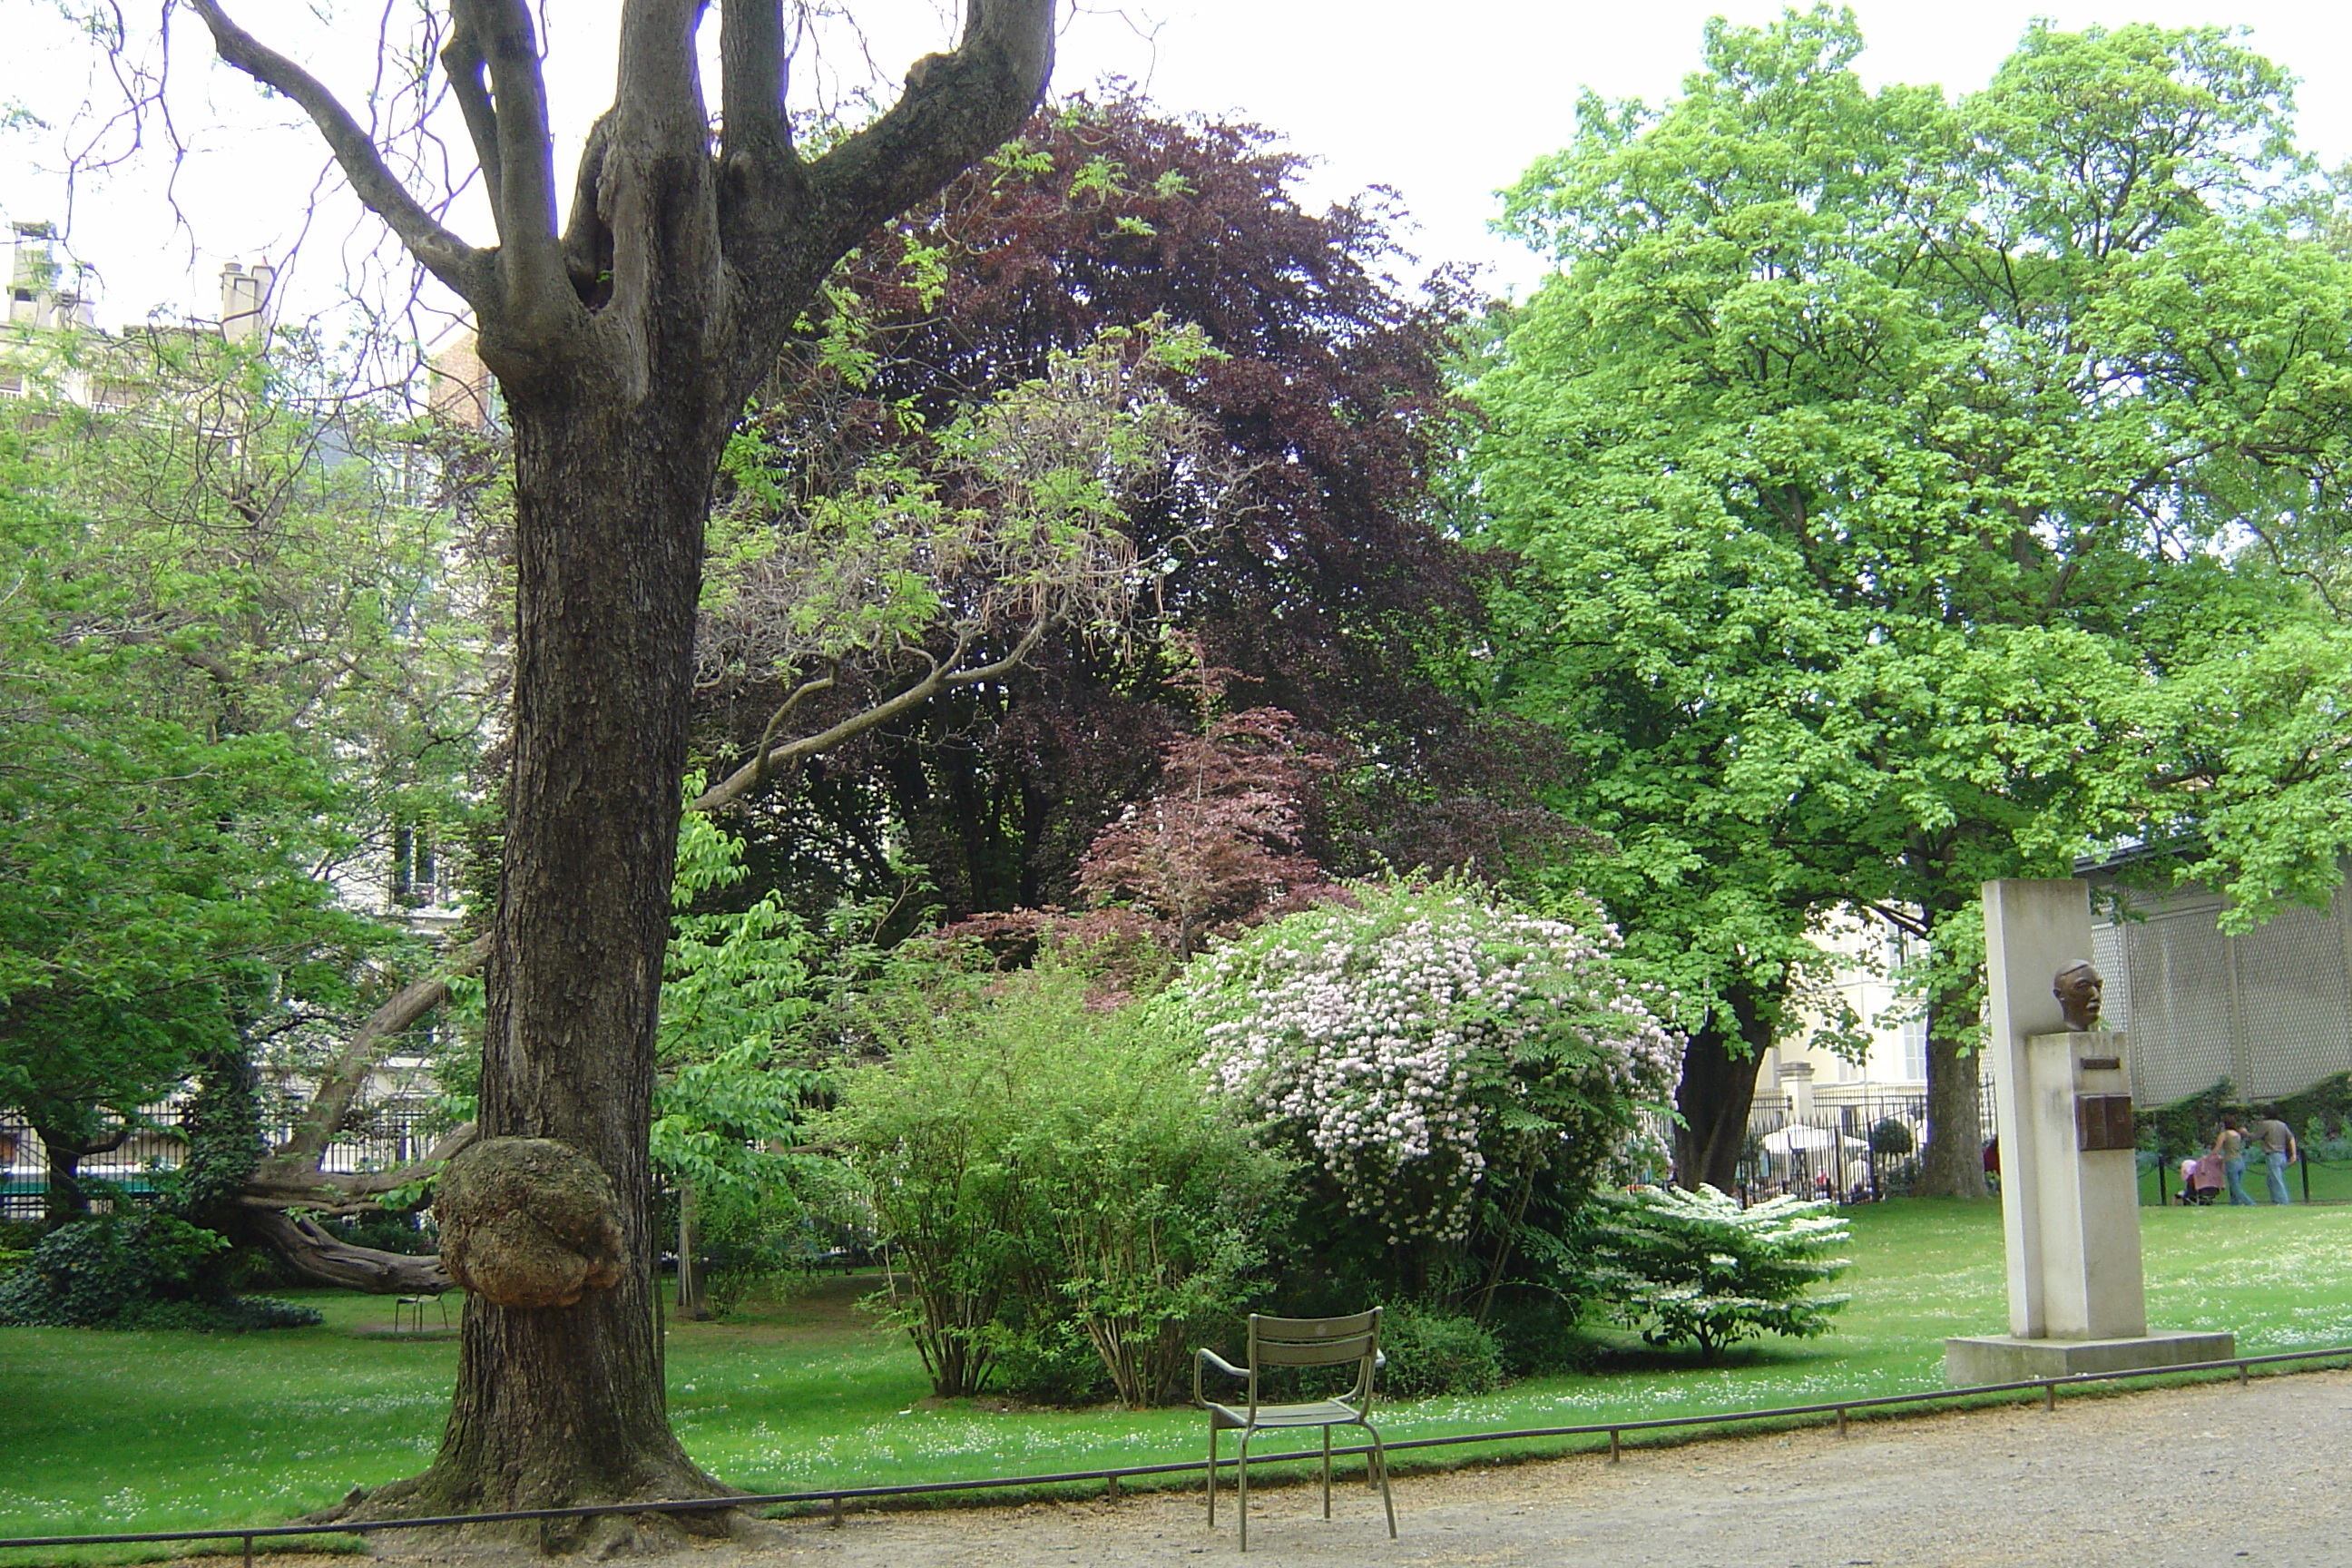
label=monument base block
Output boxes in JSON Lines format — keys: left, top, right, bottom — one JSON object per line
{"left": 1944, "top": 1330, "right": 2235, "bottom": 1387}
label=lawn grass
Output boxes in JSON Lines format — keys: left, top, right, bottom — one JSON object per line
{"left": 4, "top": 1197, "right": 2350, "bottom": 1562}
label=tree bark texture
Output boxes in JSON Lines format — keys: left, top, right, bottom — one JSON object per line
{"left": 190, "top": 0, "right": 1058, "bottom": 1531}
{"left": 33, "top": 1121, "right": 132, "bottom": 1225}
{"left": 247, "top": 1210, "right": 453, "bottom": 1294}
{"left": 1919, "top": 982, "right": 1989, "bottom": 1200}
{"left": 36, "top": 1128, "right": 91, "bottom": 1226}
{"left": 1671, "top": 986, "right": 1776, "bottom": 1191}
{"left": 405, "top": 390, "right": 731, "bottom": 1511}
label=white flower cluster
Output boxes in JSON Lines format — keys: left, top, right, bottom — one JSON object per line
{"left": 1183, "top": 888, "right": 1681, "bottom": 1246}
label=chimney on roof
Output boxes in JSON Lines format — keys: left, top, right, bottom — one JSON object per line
{"left": 9, "top": 222, "right": 61, "bottom": 327}
{"left": 220, "top": 260, "right": 275, "bottom": 345}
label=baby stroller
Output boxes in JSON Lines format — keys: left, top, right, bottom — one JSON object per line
{"left": 2178, "top": 1153, "right": 2225, "bottom": 1205}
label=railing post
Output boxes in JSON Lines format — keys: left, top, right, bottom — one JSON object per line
{"left": 1608, "top": 1428, "right": 1621, "bottom": 1463}
{"left": 2043, "top": 1381, "right": 2057, "bottom": 1412}
{"left": 1835, "top": 1406, "right": 1847, "bottom": 1438}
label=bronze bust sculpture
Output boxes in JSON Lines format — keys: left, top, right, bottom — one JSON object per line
{"left": 2053, "top": 960, "right": 2102, "bottom": 1032}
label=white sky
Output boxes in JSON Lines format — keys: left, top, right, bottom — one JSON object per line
{"left": 4, "top": 1, "right": 2350, "bottom": 328}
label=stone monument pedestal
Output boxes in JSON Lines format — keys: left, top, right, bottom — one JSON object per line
{"left": 1945, "top": 1329, "right": 2237, "bottom": 1386}
{"left": 1942, "top": 879, "right": 2234, "bottom": 1386}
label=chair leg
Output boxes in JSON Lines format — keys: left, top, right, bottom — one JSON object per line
{"left": 1367, "top": 1426, "right": 1396, "bottom": 1540}
{"left": 1238, "top": 1431, "right": 1251, "bottom": 1553}
{"left": 1321, "top": 1425, "right": 1332, "bottom": 1519}
{"left": 1206, "top": 1426, "right": 1217, "bottom": 1529}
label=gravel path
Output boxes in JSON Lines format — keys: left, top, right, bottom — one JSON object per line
{"left": 231, "top": 1367, "right": 2352, "bottom": 1568}
{"left": 680, "top": 1367, "right": 2351, "bottom": 1568}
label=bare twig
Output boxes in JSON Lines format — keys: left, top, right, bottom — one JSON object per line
{"left": 186, "top": 0, "right": 485, "bottom": 300}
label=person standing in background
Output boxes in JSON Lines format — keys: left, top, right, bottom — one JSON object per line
{"left": 2214, "top": 1114, "right": 2253, "bottom": 1206}
{"left": 2252, "top": 1108, "right": 2298, "bottom": 1204}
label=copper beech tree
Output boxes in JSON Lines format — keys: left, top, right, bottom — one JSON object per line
{"left": 179, "top": 0, "right": 1055, "bottom": 1532}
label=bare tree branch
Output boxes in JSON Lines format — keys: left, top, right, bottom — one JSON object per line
{"left": 795, "top": 0, "right": 1055, "bottom": 287}
{"left": 246, "top": 1209, "right": 453, "bottom": 1293}
{"left": 269, "top": 936, "right": 486, "bottom": 1167}
{"left": 719, "top": 0, "right": 793, "bottom": 173}
{"left": 437, "top": 18, "right": 504, "bottom": 215}
{"left": 448, "top": 0, "right": 569, "bottom": 336}
{"left": 249, "top": 1123, "right": 480, "bottom": 1213}
{"left": 691, "top": 623, "right": 1043, "bottom": 815}
{"left": 186, "top": 0, "right": 485, "bottom": 301}
{"left": 750, "top": 670, "right": 836, "bottom": 792}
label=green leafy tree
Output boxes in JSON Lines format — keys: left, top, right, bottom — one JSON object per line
{"left": 1473, "top": 9, "right": 2352, "bottom": 1193}
{"left": 0, "top": 429, "right": 385, "bottom": 1222}
{"left": 652, "top": 810, "right": 829, "bottom": 1317}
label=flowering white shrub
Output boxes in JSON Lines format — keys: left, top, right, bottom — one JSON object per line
{"left": 1583, "top": 1184, "right": 1851, "bottom": 1360}
{"left": 1168, "top": 880, "right": 1681, "bottom": 1247}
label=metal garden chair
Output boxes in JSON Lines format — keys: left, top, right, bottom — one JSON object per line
{"left": 1194, "top": 1308, "right": 1396, "bottom": 1551}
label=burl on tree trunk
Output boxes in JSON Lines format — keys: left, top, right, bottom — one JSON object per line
{"left": 190, "top": 0, "right": 1058, "bottom": 1540}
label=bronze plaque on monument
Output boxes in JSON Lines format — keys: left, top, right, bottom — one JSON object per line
{"left": 2076, "top": 1093, "right": 2135, "bottom": 1152}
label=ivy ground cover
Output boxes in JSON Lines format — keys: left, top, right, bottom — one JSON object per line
{"left": 5, "top": 1199, "right": 2350, "bottom": 1563}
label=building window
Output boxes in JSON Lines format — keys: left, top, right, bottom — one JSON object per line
{"left": 1901, "top": 1018, "right": 1927, "bottom": 1083}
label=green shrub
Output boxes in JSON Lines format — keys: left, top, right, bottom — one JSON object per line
{"left": 1583, "top": 1185, "right": 1851, "bottom": 1361}
{"left": 0, "top": 1209, "right": 323, "bottom": 1331}
{"left": 1868, "top": 1118, "right": 1915, "bottom": 1156}
{"left": 113, "top": 1295, "right": 323, "bottom": 1331}
{"left": 828, "top": 966, "right": 1286, "bottom": 1406}
{"left": 1877, "top": 1157, "right": 1924, "bottom": 1197}
{"left": 1485, "top": 1294, "right": 1595, "bottom": 1377}
{"left": 1376, "top": 1303, "right": 1504, "bottom": 1398}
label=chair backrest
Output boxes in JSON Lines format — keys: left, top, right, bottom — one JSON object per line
{"left": 1243, "top": 1308, "right": 1382, "bottom": 1408}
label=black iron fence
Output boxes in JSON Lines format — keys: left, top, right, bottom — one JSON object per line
{"left": 0, "top": 1099, "right": 445, "bottom": 1220}
{"left": 1642, "top": 1080, "right": 2002, "bottom": 1203}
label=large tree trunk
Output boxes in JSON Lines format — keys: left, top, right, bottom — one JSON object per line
{"left": 383, "top": 397, "right": 730, "bottom": 1523}
{"left": 188, "top": 0, "right": 1056, "bottom": 1542}
{"left": 1671, "top": 985, "right": 1778, "bottom": 1191}
{"left": 1918, "top": 979, "right": 1989, "bottom": 1199}
{"left": 32, "top": 1119, "right": 128, "bottom": 1226}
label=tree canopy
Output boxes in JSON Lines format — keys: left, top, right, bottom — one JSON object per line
{"left": 697, "top": 95, "right": 1554, "bottom": 920}
{"left": 1470, "top": 7, "right": 2352, "bottom": 1191}
{"left": 0, "top": 420, "right": 388, "bottom": 1214}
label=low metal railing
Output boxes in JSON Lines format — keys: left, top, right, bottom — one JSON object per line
{"left": 5, "top": 1343, "right": 2346, "bottom": 1564}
